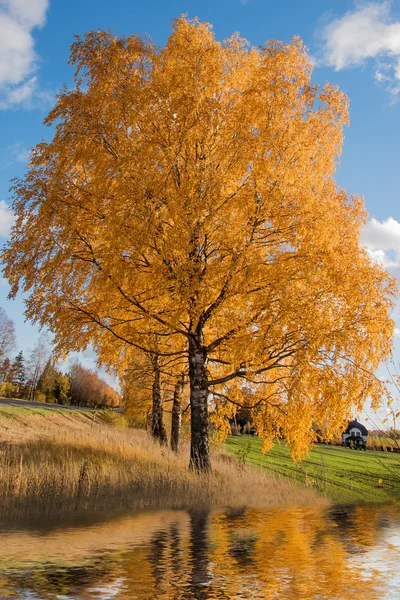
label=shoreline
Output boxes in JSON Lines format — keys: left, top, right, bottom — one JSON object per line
{"left": 0, "top": 404, "right": 325, "bottom": 522}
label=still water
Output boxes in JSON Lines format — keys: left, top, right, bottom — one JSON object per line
{"left": 0, "top": 504, "right": 399, "bottom": 599}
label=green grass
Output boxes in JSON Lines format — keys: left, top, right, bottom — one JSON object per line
{"left": 225, "top": 435, "right": 400, "bottom": 504}
{"left": 0, "top": 405, "right": 93, "bottom": 419}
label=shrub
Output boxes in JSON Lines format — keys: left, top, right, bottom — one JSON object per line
{"left": 0, "top": 382, "right": 17, "bottom": 398}
{"left": 101, "top": 408, "right": 128, "bottom": 428}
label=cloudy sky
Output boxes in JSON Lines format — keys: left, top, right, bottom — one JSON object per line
{"left": 0, "top": 0, "right": 399, "bottom": 407}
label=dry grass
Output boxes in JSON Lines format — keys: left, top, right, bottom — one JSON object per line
{"left": 0, "top": 406, "right": 325, "bottom": 520}
{"left": 368, "top": 433, "right": 400, "bottom": 451}
{"left": 0, "top": 404, "right": 98, "bottom": 442}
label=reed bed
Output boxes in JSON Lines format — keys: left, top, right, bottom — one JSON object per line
{"left": 0, "top": 415, "right": 324, "bottom": 519}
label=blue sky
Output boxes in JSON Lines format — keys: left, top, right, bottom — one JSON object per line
{"left": 0, "top": 0, "right": 400, "bottom": 415}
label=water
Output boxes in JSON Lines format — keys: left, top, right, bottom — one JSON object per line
{"left": 0, "top": 504, "right": 399, "bottom": 599}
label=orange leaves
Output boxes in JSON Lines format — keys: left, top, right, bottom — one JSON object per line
{"left": 261, "top": 438, "right": 274, "bottom": 454}
{"left": 1, "top": 17, "right": 397, "bottom": 463}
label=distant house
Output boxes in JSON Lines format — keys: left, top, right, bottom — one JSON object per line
{"left": 229, "top": 411, "right": 256, "bottom": 436}
{"left": 342, "top": 419, "right": 368, "bottom": 448}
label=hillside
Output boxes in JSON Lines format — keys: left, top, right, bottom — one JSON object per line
{"left": 225, "top": 436, "right": 400, "bottom": 505}
{"left": 0, "top": 403, "right": 100, "bottom": 443}
{"left": 0, "top": 405, "right": 324, "bottom": 522}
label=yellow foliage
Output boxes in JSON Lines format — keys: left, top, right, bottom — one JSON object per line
{"left": 1, "top": 17, "right": 396, "bottom": 463}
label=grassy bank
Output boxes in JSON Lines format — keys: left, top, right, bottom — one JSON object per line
{"left": 0, "top": 406, "right": 324, "bottom": 520}
{"left": 0, "top": 404, "right": 100, "bottom": 441}
{"left": 225, "top": 435, "right": 400, "bottom": 504}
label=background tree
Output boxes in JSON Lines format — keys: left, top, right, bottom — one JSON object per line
{"left": 93, "top": 325, "right": 187, "bottom": 445}
{"left": 2, "top": 18, "right": 395, "bottom": 471}
{"left": 0, "top": 355, "right": 16, "bottom": 399}
{"left": 170, "top": 372, "right": 186, "bottom": 453}
{"left": 69, "top": 362, "right": 120, "bottom": 408}
{"left": 0, "top": 357, "right": 12, "bottom": 384}
{"left": 121, "top": 351, "right": 168, "bottom": 444}
{"left": 0, "top": 351, "right": 25, "bottom": 399}
{"left": 122, "top": 360, "right": 153, "bottom": 429}
{"left": 121, "top": 348, "right": 187, "bottom": 450}
{"left": 26, "top": 334, "right": 51, "bottom": 402}
{"left": 36, "top": 357, "right": 70, "bottom": 404}
{"left": 52, "top": 371, "right": 71, "bottom": 405}
{"left": 11, "top": 351, "right": 26, "bottom": 397}
{"left": 0, "top": 307, "right": 16, "bottom": 362}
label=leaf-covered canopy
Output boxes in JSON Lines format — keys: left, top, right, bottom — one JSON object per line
{"left": 3, "top": 17, "right": 396, "bottom": 458}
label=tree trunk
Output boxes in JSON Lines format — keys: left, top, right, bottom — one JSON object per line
{"left": 171, "top": 373, "right": 184, "bottom": 453}
{"left": 151, "top": 356, "right": 168, "bottom": 445}
{"left": 189, "top": 334, "right": 211, "bottom": 472}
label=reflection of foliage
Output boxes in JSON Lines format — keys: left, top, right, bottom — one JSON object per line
{"left": 1, "top": 556, "right": 118, "bottom": 599}
{"left": 229, "top": 531, "right": 258, "bottom": 566}
{"left": 211, "top": 505, "right": 397, "bottom": 599}
{"left": 0, "top": 505, "right": 398, "bottom": 599}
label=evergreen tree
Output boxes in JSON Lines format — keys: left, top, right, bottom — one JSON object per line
{"left": 36, "top": 357, "right": 71, "bottom": 404}
{"left": 52, "top": 371, "right": 70, "bottom": 405}
{"left": 12, "top": 351, "right": 26, "bottom": 397}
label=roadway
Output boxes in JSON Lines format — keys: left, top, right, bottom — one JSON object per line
{"left": 0, "top": 397, "right": 98, "bottom": 412}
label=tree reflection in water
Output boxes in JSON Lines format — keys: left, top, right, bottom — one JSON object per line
{"left": 189, "top": 511, "right": 211, "bottom": 599}
{"left": 0, "top": 504, "right": 398, "bottom": 599}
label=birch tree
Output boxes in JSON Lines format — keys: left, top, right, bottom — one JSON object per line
{"left": 2, "top": 18, "right": 395, "bottom": 470}
{"left": 0, "top": 307, "right": 16, "bottom": 361}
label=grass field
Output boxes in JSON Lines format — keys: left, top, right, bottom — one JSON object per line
{"left": 225, "top": 435, "right": 400, "bottom": 504}
{"left": 0, "top": 406, "right": 324, "bottom": 520}
{"left": 0, "top": 404, "right": 100, "bottom": 443}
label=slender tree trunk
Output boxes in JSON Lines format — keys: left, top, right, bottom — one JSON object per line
{"left": 189, "top": 334, "right": 211, "bottom": 472}
{"left": 28, "top": 367, "right": 39, "bottom": 402}
{"left": 151, "top": 355, "right": 168, "bottom": 445}
{"left": 145, "top": 407, "right": 152, "bottom": 432}
{"left": 171, "top": 373, "right": 184, "bottom": 453}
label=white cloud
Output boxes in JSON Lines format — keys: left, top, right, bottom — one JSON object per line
{"left": 0, "top": 141, "right": 30, "bottom": 169}
{"left": 319, "top": 2, "right": 400, "bottom": 96}
{"left": 7, "top": 75, "right": 37, "bottom": 103}
{"left": 4, "top": 0, "right": 48, "bottom": 29}
{"left": 10, "top": 141, "right": 30, "bottom": 163}
{"left": 0, "top": 0, "right": 51, "bottom": 108}
{"left": 361, "top": 217, "right": 400, "bottom": 250}
{"left": 365, "top": 247, "right": 400, "bottom": 267}
{"left": 361, "top": 217, "right": 400, "bottom": 267}
{"left": 0, "top": 200, "right": 15, "bottom": 238}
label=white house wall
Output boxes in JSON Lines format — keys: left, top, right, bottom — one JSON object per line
{"left": 342, "top": 427, "right": 368, "bottom": 442}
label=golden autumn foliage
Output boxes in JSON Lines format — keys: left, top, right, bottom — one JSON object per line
{"left": 1, "top": 17, "right": 396, "bottom": 468}
{"left": 121, "top": 345, "right": 188, "bottom": 452}
{"left": 99, "top": 331, "right": 187, "bottom": 445}
{"left": 69, "top": 361, "right": 121, "bottom": 407}
{"left": 122, "top": 354, "right": 154, "bottom": 429}
{"left": 207, "top": 505, "right": 392, "bottom": 599}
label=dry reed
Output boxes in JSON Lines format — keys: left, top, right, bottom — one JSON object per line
{"left": 0, "top": 408, "right": 325, "bottom": 520}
